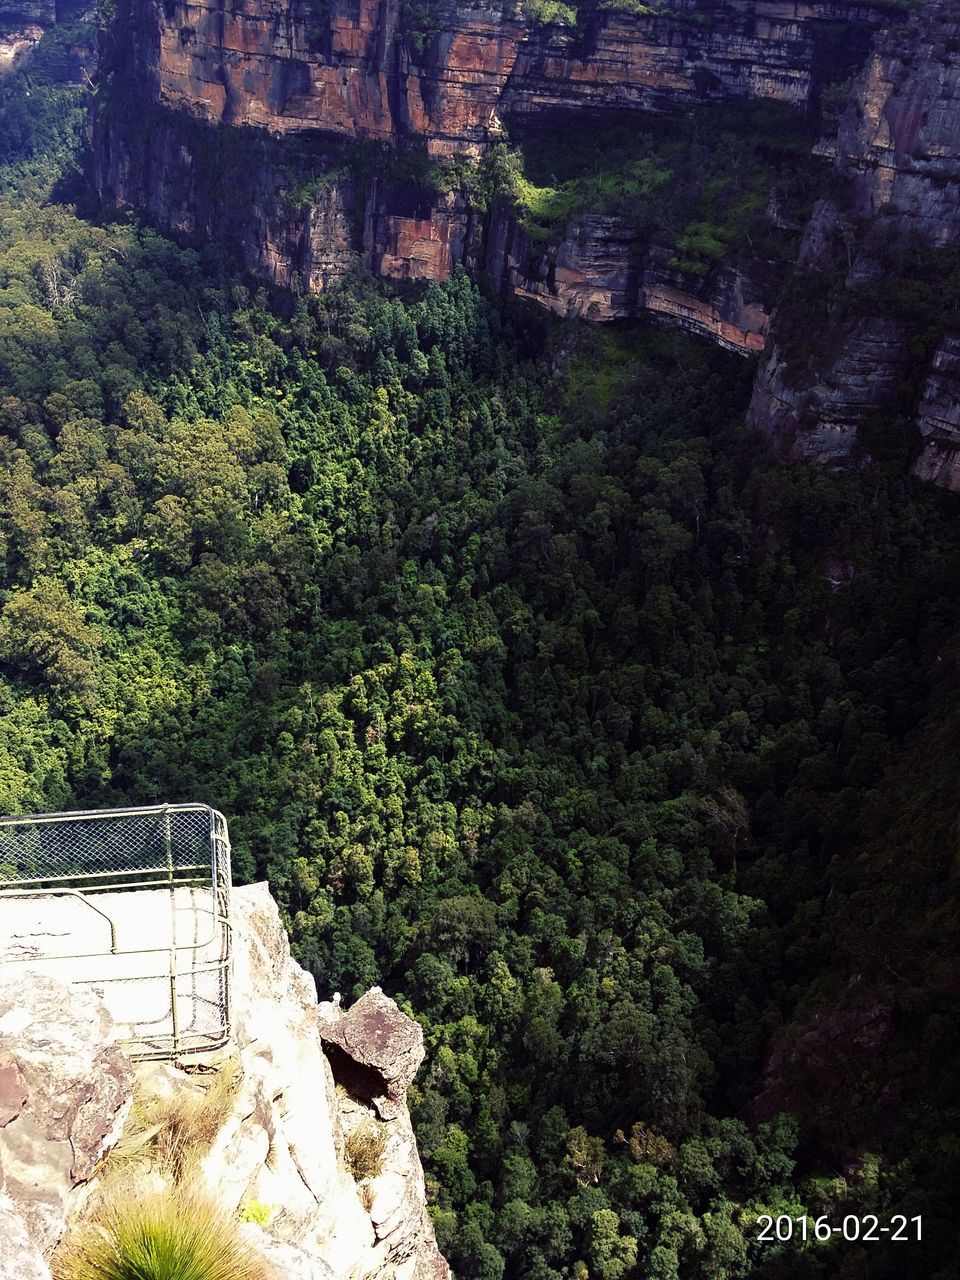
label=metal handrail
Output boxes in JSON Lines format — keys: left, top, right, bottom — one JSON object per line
{"left": 0, "top": 803, "right": 233, "bottom": 1060}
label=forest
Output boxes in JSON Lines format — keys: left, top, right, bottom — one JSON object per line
{"left": 0, "top": 19, "right": 958, "bottom": 1280}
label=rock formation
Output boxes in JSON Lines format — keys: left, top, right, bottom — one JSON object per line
{"left": 0, "top": 882, "right": 447, "bottom": 1280}
{"left": 90, "top": 0, "right": 960, "bottom": 463}
{"left": 0, "top": 0, "right": 94, "bottom": 80}
{"left": 108, "top": 0, "right": 895, "bottom": 150}
{"left": 319, "top": 987, "right": 426, "bottom": 1121}
{"left": 0, "top": 0, "right": 55, "bottom": 69}
{"left": 747, "top": 0, "right": 960, "bottom": 483}
{"left": 92, "top": 0, "right": 903, "bottom": 352}
{"left": 0, "top": 974, "right": 134, "bottom": 1257}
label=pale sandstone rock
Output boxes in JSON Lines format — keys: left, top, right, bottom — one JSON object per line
{"left": 319, "top": 988, "right": 425, "bottom": 1121}
{"left": 0, "top": 1192, "right": 51, "bottom": 1280}
{"left": 199, "top": 883, "right": 447, "bottom": 1280}
{"left": 0, "top": 884, "right": 447, "bottom": 1280}
{"left": 239, "top": 1223, "right": 336, "bottom": 1280}
{"left": 334, "top": 1091, "right": 449, "bottom": 1280}
{"left": 0, "top": 972, "right": 133, "bottom": 1256}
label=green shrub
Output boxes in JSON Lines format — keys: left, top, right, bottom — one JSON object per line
{"left": 53, "top": 1186, "right": 267, "bottom": 1280}
{"left": 240, "top": 1199, "right": 275, "bottom": 1227}
{"left": 523, "top": 0, "right": 578, "bottom": 24}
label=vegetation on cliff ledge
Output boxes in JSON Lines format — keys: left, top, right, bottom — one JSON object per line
{"left": 495, "top": 104, "right": 822, "bottom": 281}
{"left": 1, "top": 24, "right": 959, "bottom": 1280}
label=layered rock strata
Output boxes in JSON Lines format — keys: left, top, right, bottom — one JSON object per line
{"left": 747, "top": 0, "right": 960, "bottom": 483}
{"left": 487, "top": 210, "right": 771, "bottom": 349}
{"left": 119, "top": 0, "right": 897, "bottom": 151}
{"left": 94, "top": 0, "right": 901, "bottom": 351}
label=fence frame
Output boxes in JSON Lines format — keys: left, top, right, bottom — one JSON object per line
{"left": 0, "top": 803, "right": 232, "bottom": 1060}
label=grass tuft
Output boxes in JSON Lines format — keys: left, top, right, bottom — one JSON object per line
{"left": 53, "top": 1185, "right": 269, "bottom": 1280}
{"left": 345, "top": 1116, "right": 389, "bottom": 1181}
{"left": 107, "top": 1059, "right": 240, "bottom": 1182}
{"left": 240, "top": 1199, "right": 275, "bottom": 1227}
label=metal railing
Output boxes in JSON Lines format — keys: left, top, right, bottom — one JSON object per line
{"left": 0, "top": 803, "right": 232, "bottom": 1060}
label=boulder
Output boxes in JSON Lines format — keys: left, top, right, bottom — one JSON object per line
{"left": 319, "top": 988, "right": 424, "bottom": 1120}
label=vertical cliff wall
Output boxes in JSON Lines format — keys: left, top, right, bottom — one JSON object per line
{"left": 106, "top": 0, "right": 898, "bottom": 149}
{"left": 93, "top": 0, "right": 905, "bottom": 352}
{"left": 747, "top": 0, "right": 960, "bottom": 482}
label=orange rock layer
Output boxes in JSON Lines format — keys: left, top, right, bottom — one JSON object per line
{"left": 146, "top": 0, "right": 890, "bottom": 151}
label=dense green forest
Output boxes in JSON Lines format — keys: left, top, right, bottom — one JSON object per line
{"left": 1, "top": 26, "right": 959, "bottom": 1280}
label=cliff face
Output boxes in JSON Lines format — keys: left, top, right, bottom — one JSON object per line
{"left": 124, "top": 0, "right": 894, "bottom": 152}
{"left": 486, "top": 208, "right": 771, "bottom": 349}
{"left": 0, "top": 883, "right": 448, "bottom": 1280}
{"left": 747, "top": 0, "right": 960, "bottom": 481}
{"left": 94, "top": 0, "right": 899, "bottom": 352}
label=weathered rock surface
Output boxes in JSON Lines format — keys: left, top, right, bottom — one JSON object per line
{"left": 748, "top": 0, "right": 960, "bottom": 481}
{"left": 196, "top": 882, "right": 448, "bottom": 1280}
{"left": 913, "top": 332, "right": 960, "bottom": 488}
{"left": 0, "top": 0, "right": 63, "bottom": 70}
{"left": 0, "top": 0, "right": 95, "bottom": 77}
{"left": 119, "top": 0, "right": 897, "bottom": 150}
{"left": 334, "top": 1087, "right": 448, "bottom": 1280}
{"left": 0, "top": 23, "right": 43, "bottom": 69}
{"left": 319, "top": 987, "right": 425, "bottom": 1120}
{"left": 0, "top": 972, "right": 133, "bottom": 1259}
{"left": 0, "top": 1192, "right": 50, "bottom": 1280}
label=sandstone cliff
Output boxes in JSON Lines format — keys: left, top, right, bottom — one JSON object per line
{"left": 93, "top": 0, "right": 903, "bottom": 351}
{"left": 747, "top": 0, "right": 960, "bottom": 483}
{"left": 0, "top": 883, "right": 448, "bottom": 1280}
{"left": 112, "top": 0, "right": 896, "bottom": 152}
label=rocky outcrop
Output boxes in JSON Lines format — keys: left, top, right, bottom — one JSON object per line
{"left": 0, "top": 0, "right": 53, "bottom": 68}
{"left": 0, "top": 1193, "right": 49, "bottom": 1280}
{"left": 94, "top": 0, "right": 903, "bottom": 350}
{"left": 747, "top": 0, "right": 960, "bottom": 480}
{"left": 485, "top": 207, "right": 772, "bottom": 347}
{"left": 0, "top": 0, "right": 95, "bottom": 79}
{"left": 0, "top": 883, "right": 447, "bottom": 1280}
{"left": 201, "top": 882, "right": 448, "bottom": 1280}
{"left": 913, "top": 333, "right": 960, "bottom": 488}
{"left": 319, "top": 987, "right": 425, "bottom": 1121}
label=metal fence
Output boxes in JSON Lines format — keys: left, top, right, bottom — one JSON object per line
{"left": 0, "top": 803, "right": 232, "bottom": 1060}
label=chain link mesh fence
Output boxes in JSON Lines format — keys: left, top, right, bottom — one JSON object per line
{"left": 0, "top": 804, "right": 232, "bottom": 1060}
